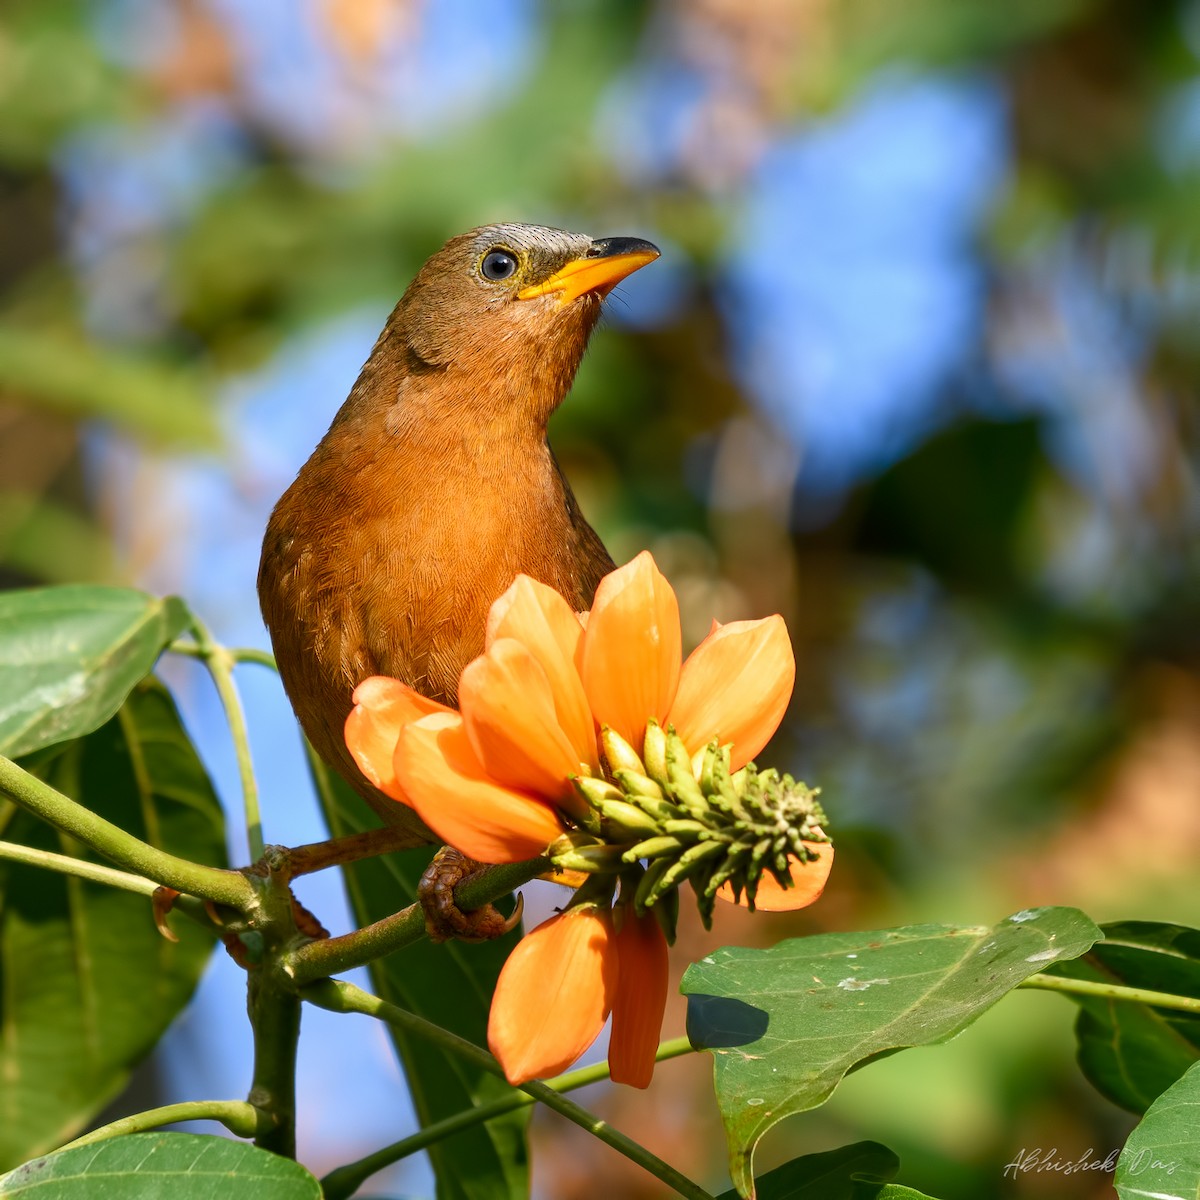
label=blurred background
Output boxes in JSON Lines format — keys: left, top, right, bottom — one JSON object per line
{"left": 3, "top": 0, "right": 1199, "bottom": 1196}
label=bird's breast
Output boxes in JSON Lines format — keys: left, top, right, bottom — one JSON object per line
{"left": 263, "top": 433, "right": 603, "bottom": 710}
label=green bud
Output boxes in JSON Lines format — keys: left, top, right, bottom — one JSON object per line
{"left": 693, "top": 846, "right": 746, "bottom": 929}
{"left": 700, "top": 739, "right": 734, "bottom": 796}
{"left": 661, "top": 818, "right": 709, "bottom": 840}
{"left": 664, "top": 730, "right": 707, "bottom": 815}
{"left": 651, "top": 878, "right": 679, "bottom": 945}
{"left": 699, "top": 743, "right": 738, "bottom": 815}
{"left": 612, "top": 767, "right": 664, "bottom": 802}
{"left": 642, "top": 719, "right": 670, "bottom": 787}
{"left": 584, "top": 734, "right": 835, "bottom": 933}
{"left": 547, "top": 830, "right": 596, "bottom": 858}
{"left": 748, "top": 836, "right": 775, "bottom": 874}
{"left": 617, "top": 786, "right": 680, "bottom": 825}
{"left": 622, "top": 835, "right": 683, "bottom": 863}
{"left": 597, "top": 799, "right": 662, "bottom": 840}
{"left": 601, "top": 726, "right": 646, "bottom": 776}
{"left": 571, "top": 774, "right": 624, "bottom": 810}
{"left": 701, "top": 841, "right": 752, "bottom": 898}
{"left": 633, "top": 856, "right": 672, "bottom": 915}
{"left": 658, "top": 840, "right": 726, "bottom": 892}
{"left": 551, "top": 844, "right": 626, "bottom": 874}
{"left": 767, "top": 860, "right": 793, "bottom": 892}
{"left": 636, "top": 855, "right": 681, "bottom": 911}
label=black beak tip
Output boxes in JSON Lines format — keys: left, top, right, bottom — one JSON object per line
{"left": 589, "top": 236, "right": 661, "bottom": 260}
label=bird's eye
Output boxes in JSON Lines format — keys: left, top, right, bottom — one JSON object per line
{"left": 480, "top": 249, "right": 518, "bottom": 282}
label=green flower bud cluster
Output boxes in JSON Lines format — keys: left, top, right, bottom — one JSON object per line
{"left": 551, "top": 720, "right": 830, "bottom": 938}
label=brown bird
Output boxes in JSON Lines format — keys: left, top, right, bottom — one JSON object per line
{"left": 258, "top": 223, "right": 659, "bottom": 844}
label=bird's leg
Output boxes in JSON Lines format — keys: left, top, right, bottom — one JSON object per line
{"left": 418, "top": 846, "right": 524, "bottom": 943}
{"left": 286, "top": 826, "right": 423, "bottom": 877}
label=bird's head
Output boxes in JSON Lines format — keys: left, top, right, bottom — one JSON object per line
{"left": 377, "top": 223, "right": 659, "bottom": 429}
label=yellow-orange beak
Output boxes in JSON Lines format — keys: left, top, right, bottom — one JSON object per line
{"left": 516, "top": 236, "right": 660, "bottom": 304}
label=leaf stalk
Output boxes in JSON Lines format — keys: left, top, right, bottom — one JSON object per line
{"left": 0, "top": 753, "right": 254, "bottom": 909}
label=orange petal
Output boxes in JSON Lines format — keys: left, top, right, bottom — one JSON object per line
{"left": 579, "top": 551, "right": 681, "bottom": 753}
{"left": 459, "top": 638, "right": 585, "bottom": 811}
{"left": 670, "top": 616, "right": 795, "bottom": 772}
{"left": 395, "top": 712, "right": 565, "bottom": 863}
{"left": 717, "top": 842, "right": 834, "bottom": 912}
{"left": 488, "top": 906, "right": 617, "bottom": 1084}
{"left": 486, "top": 576, "right": 596, "bottom": 769}
{"left": 345, "top": 676, "right": 453, "bottom": 802}
{"left": 608, "top": 907, "right": 669, "bottom": 1089}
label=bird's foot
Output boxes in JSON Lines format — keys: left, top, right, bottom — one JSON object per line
{"left": 418, "top": 846, "right": 523, "bottom": 943}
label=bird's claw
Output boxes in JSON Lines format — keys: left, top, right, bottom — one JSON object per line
{"left": 418, "top": 846, "right": 523, "bottom": 943}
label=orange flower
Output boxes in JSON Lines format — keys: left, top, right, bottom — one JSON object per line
{"left": 344, "top": 675, "right": 452, "bottom": 799}
{"left": 346, "top": 577, "right": 591, "bottom": 861}
{"left": 579, "top": 552, "right": 795, "bottom": 771}
{"left": 668, "top": 615, "right": 795, "bottom": 772}
{"left": 485, "top": 900, "right": 671, "bottom": 1089}
{"left": 715, "top": 841, "right": 835, "bottom": 911}
{"left": 609, "top": 905, "right": 670, "bottom": 1088}
{"left": 344, "top": 551, "right": 833, "bottom": 1085}
{"left": 487, "top": 904, "right": 617, "bottom": 1084}
{"left": 395, "top": 713, "right": 566, "bottom": 864}
{"left": 345, "top": 551, "right": 821, "bottom": 901}
{"left": 579, "top": 553, "right": 681, "bottom": 753}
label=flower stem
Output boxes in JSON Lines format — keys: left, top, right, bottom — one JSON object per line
{"left": 167, "top": 642, "right": 277, "bottom": 671}
{"left": 1019, "top": 972, "right": 1200, "bottom": 1014}
{"left": 247, "top": 972, "right": 302, "bottom": 1158}
{"left": 0, "top": 839, "right": 157, "bottom": 896}
{"left": 301, "top": 980, "right": 714, "bottom": 1200}
{"left": 57, "top": 1100, "right": 268, "bottom": 1151}
{"left": 233, "top": 647, "right": 278, "bottom": 670}
{"left": 284, "top": 856, "right": 547, "bottom": 985}
{"left": 286, "top": 904, "right": 425, "bottom": 984}
{"left": 0, "top": 754, "right": 254, "bottom": 909}
{"left": 0, "top": 839, "right": 211, "bottom": 931}
{"left": 174, "top": 620, "right": 265, "bottom": 861}
{"left": 320, "top": 1037, "right": 695, "bottom": 1200}
{"left": 236, "top": 847, "right": 312, "bottom": 1159}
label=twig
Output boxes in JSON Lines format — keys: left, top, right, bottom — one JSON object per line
{"left": 0, "top": 754, "right": 253, "bottom": 909}
{"left": 320, "top": 1037, "right": 695, "bottom": 1199}
{"left": 57, "top": 1100, "right": 268, "bottom": 1151}
{"left": 302, "top": 980, "right": 713, "bottom": 1200}
{"left": 172, "top": 621, "right": 265, "bottom": 861}
{"left": 1020, "top": 972, "right": 1200, "bottom": 1014}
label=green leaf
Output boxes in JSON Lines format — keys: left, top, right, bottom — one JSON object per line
{"left": 0, "top": 681, "right": 227, "bottom": 1169}
{"left": 682, "top": 906, "right": 1101, "bottom": 1198}
{"left": 711, "top": 1141, "right": 942, "bottom": 1199}
{"left": 1042, "top": 921, "right": 1200, "bottom": 1114}
{"left": 1116, "top": 1059, "right": 1200, "bottom": 1199}
{"left": 314, "top": 765, "right": 529, "bottom": 1200}
{"left": 0, "top": 1132, "right": 320, "bottom": 1198}
{"left": 0, "top": 585, "right": 190, "bottom": 758}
